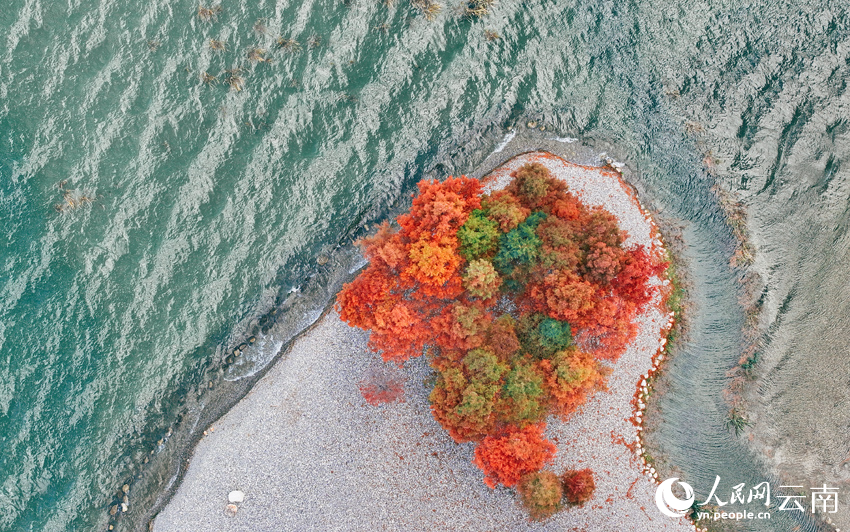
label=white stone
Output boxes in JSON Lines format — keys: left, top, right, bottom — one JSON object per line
{"left": 228, "top": 490, "right": 245, "bottom": 503}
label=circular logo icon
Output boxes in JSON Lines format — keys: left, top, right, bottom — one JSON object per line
{"left": 655, "top": 477, "right": 695, "bottom": 518}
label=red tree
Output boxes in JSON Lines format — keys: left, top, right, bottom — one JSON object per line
{"left": 562, "top": 468, "right": 596, "bottom": 505}
{"left": 336, "top": 177, "right": 483, "bottom": 362}
{"left": 473, "top": 423, "right": 556, "bottom": 488}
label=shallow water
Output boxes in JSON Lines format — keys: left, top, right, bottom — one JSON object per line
{"left": 0, "top": 0, "right": 847, "bottom": 530}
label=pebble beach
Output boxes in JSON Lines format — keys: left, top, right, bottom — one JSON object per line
{"left": 152, "top": 153, "right": 696, "bottom": 532}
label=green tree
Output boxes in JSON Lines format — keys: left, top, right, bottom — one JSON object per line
{"left": 493, "top": 211, "right": 547, "bottom": 275}
{"left": 458, "top": 209, "right": 501, "bottom": 261}
{"left": 499, "top": 358, "right": 547, "bottom": 426}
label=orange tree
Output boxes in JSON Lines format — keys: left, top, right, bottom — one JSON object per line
{"left": 337, "top": 162, "right": 666, "bottom": 517}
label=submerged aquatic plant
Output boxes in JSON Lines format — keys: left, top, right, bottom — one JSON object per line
{"left": 246, "top": 47, "right": 271, "bottom": 63}
{"left": 463, "top": 0, "right": 494, "bottom": 18}
{"left": 276, "top": 37, "right": 301, "bottom": 52}
{"left": 201, "top": 71, "right": 218, "bottom": 85}
{"left": 412, "top": 0, "right": 442, "bottom": 20}
{"left": 725, "top": 408, "right": 752, "bottom": 436}
{"left": 209, "top": 39, "right": 226, "bottom": 51}
{"left": 225, "top": 68, "right": 244, "bottom": 91}
{"left": 197, "top": 4, "right": 222, "bottom": 21}
{"left": 53, "top": 181, "right": 97, "bottom": 214}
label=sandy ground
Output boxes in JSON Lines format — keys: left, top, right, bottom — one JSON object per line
{"left": 152, "top": 153, "right": 696, "bottom": 532}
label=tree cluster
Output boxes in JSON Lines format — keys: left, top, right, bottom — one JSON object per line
{"left": 337, "top": 162, "right": 666, "bottom": 519}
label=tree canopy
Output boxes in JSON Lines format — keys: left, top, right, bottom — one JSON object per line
{"left": 336, "top": 161, "right": 667, "bottom": 518}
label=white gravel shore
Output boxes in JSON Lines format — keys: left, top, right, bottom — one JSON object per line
{"left": 152, "top": 153, "right": 696, "bottom": 532}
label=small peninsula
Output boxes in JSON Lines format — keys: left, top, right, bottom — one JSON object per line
{"left": 152, "top": 152, "right": 693, "bottom": 531}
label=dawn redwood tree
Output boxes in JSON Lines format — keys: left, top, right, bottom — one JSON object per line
{"left": 562, "top": 468, "right": 596, "bottom": 506}
{"left": 518, "top": 470, "right": 564, "bottom": 521}
{"left": 472, "top": 423, "right": 556, "bottom": 488}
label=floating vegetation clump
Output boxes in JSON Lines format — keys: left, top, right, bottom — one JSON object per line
{"left": 484, "top": 29, "right": 500, "bottom": 41}
{"left": 201, "top": 71, "right": 218, "bottom": 85}
{"left": 276, "top": 37, "right": 301, "bottom": 52}
{"left": 710, "top": 184, "right": 754, "bottom": 267}
{"left": 209, "top": 39, "right": 226, "bottom": 51}
{"left": 53, "top": 181, "right": 97, "bottom": 214}
{"left": 684, "top": 120, "right": 704, "bottom": 135}
{"left": 225, "top": 68, "right": 244, "bottom": 91}
{"left": 463, "top": 0, "right": 494, "bottom": 18}
{"left": 412, "top": 0, "right": 442, "bottom": 20}
{"left": 307, "top": 35, "right": 322, "bottom": 48}
{"left": 197, "top": 4, "right": 222, "bottom": 21}
{"left": 246, "top": 47, "right": 271, "bottom": 63}
{"left": 725, "top": 408, "right": 752, "bottom": 436}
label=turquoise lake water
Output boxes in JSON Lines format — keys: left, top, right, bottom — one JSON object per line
{"left": 1, "top": 0, "right": 848, "bottom": 530}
